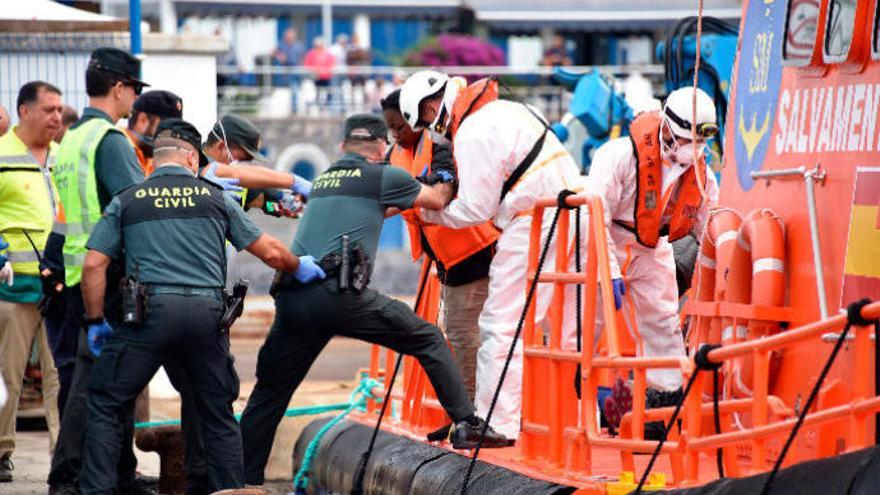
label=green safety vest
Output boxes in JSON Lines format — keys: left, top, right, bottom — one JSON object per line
{"left": 0, "top": 128, "right": 57, "bottom": 276}
{"left": 53, "top": 118, "right": 121, "bottom": 286}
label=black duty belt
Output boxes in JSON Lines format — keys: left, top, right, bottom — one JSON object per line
{"left": 146, "top": 284, "right": 223, "bottom": 299}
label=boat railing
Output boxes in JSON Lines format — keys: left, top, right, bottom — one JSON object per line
{"left": 361, "top": 192, "right": 880, "bottom": 488}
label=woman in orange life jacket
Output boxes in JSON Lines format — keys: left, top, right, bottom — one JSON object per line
{"left": 587, "top": 87, "right": 720, "bottom": 438}
{"left": 381, "top": 89, "right": 499, "bottom": 404}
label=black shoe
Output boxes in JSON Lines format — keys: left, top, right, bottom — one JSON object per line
{"left": 0, "top": 454, "right": 11, "bottom": 482}
{"left": 426, "top": 422, "right": 453, "bottom": 442}
{"left": 119, "top": 473, "right": 159, "bottom": 495}
{"left": 448, "top": 417, "right": 511, "bottom": 450}
{"left": 48, "top": 483, "right": 77, "bottom": 495}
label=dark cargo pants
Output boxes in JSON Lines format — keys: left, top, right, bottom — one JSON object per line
{"left": 240, "top": 278, "right": 475, "bottom": 484}
{"left": 48, "top": 288, "right": 210, "bottom": 492}
{"left": 79, "top": 293, "right": 242, "bottom": 494}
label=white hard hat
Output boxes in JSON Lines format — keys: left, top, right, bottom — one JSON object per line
{"left": 399, "top": 70, "right": 449, "bottom": 129}
{"left": 662, "top": 86, "right": 717, "bottom": 139}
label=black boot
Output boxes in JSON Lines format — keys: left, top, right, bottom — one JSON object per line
{"left": 0, "top": 453, "right": 12, "bottom": 482}
{"left": 448, "top": 417, "right": 511, "bottom": 450}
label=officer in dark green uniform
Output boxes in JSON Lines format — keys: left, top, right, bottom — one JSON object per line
{"left": 77, "top": 119, "right": 324, "bottom": 494}
{"left": 239, "top": 114, "right": 508, "bottom": 486}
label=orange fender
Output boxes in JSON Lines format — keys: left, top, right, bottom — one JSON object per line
{"left": 723, "top": 208, "right": 786, "bottom": 398}
{"left": 690, "top": 208, "right": 742, "bottom": 348}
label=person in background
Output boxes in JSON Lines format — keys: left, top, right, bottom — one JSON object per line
{"left": 123, "top": 90, "right": 184, "bottom": 176}
{"left": 0, "top": 80, "right": 64, "bottom": 484}
{"left": 303, "top": 37, "right": 336, "bottom": 107}
{"left": 346, "top": 34, "right": 371, "bottom": 89}
{"left": 0, "top": 105, "right": 10, "bottom": 137}
{"left": 53, "top": 106, "right": 79, "bottom": 144}
{"left": 542, "top": 34, "right": 573, "bottom": 67}
{"left": 273, "top": 27, "right": 306, "bottom": 88}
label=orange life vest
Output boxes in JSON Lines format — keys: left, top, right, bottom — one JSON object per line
{"left": 629, "top": 111, "right": 706, "bottom": 248}
{"left": 124, "top": 128, "right": 153, "bottom": 176}
{"left": 448, "top": 77, "right": 499, "bottom": 139}
{"left": 389, "top": 134, "right": 499, "bottom": 268}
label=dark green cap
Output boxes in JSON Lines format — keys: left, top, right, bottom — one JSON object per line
{"left": 134, "top": 90, "right": 183, "bottom": 119}
{"left": 209, "top": 114, "right": 266, "bottom": 162}
{"left": 154, "top": 118, "right": 209, "bottom": 167}
{"left": 344, "top": 113, "right": 388, "bottom": 142}
{"left": 88, "top": 47, "right": 149, "bottom": 87}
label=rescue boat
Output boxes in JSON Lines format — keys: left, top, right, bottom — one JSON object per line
{"left": 292, "top": 0, "right": 880, "bottom": 492}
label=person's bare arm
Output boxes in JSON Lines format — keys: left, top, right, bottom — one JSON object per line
{"left": 412, "top": 182, "right": 455, "bottom": 211}
{"left": 82, "top": 250, "right": 111, "bottom": 318}
{"left": 245, "top": 233, "right": 299, "bottom": 272}
{"left": 385, "top": 207, "right": 401, "bottom": 218}
{"left": 212, "top": 163, "right": 295, "bottom": 189}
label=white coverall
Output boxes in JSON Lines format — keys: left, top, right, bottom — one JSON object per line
{"left": 421, "top": 100, "right": 582, "bottom": 438}
{"left": 586, "top": 137, "right": 719, "bottom": 391}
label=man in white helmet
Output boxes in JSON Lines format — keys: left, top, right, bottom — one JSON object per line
{"left": 588, "top": 86, "right": 719, "bottom": 437}
{"left": 400, "top": 70, "right": 582, "bottom": 440}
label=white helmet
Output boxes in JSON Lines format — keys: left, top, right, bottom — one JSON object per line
{"left": 399, "top": 70, "right": 449, "bottom": 130}
{"left": 662, "top": 86, "right": 717, "bottom": 140}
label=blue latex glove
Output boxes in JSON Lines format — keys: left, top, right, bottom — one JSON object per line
{"left": 292, "top": 175, "right": 312, "bottom": 199}
{"left": 87, "top": 319, "right": 113, "bottom": 357}
{"left": 203, "top": 162, "right": 244, "bottom": 195}
{"left": 612, "top": 278, "right": 626, "bottom": 310}
{"left": 294, "top": 255, "right": 326, "bottom": 284}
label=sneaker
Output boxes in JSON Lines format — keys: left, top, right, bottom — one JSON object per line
{"left": 0, "top": 453, "right": 11, "bottom": 482}
{"left": 448, "top": 417, "right": 511, "bottom": 450}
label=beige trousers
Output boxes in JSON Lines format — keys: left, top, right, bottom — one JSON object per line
{"left": 0, "top": 300, "right": 61, "bottom": 456}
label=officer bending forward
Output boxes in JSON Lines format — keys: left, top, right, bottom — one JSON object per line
{"left": 77, "top": 119, "right": 325, "bottom": 494}
{"left": 240, "top": 114, "right": 508, "bottom": 486}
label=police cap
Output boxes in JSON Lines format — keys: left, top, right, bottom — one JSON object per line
{"left": 133, "top": 90, "right": 183, "bottom": 120}
{"left": 88, "top": 47, "right": 149, "bottom": 87}
{"left": 209, "top": 114, "right": 266, "bottom": 162}
{"left": 154, "top": 118, "right": 209, "bottom": 167}
{"left": 344, "top": 113, "right": 388, "bottom": 142}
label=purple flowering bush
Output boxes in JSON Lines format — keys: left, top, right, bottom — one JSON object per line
{"left": 403, "top": 35, "right": 505, "bottom": 68}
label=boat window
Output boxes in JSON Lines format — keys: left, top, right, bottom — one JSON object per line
{"left": 826, "top": 0, "right": 857, "bottom": 57}
{"left": 875, "top": 0, "right": 880, "bottom": 55}
{"left": 784, "top": 0, "right": 821, "bottom": 62}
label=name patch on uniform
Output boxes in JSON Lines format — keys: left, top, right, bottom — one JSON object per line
{"left": 313, "top": 167, "right": 362, "bottom": 190}
{"left": 134, "top": 185, "right": 212, "bottom": 209}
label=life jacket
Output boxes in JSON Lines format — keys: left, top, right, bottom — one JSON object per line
{"left": 448, "top": 77, "right": 499, "bottom": 139}
{"left": 628, "top": 111, "right": 706, "bottom": 248}
{"left": 389, "top": 134, "right": 499, "bottom": 268}
{"left": 124, "top": 128, "right": 153, "bottom": 176}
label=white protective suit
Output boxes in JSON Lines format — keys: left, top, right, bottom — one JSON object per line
{"left": 421, "top": 99, "right": 582, "bottom": 438}
{"left": 586, "top": 137, "right": 719, "bottom": 391}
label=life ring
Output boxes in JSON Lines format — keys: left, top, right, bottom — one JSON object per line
{"left": 273, "top": 143, "right": 332, "bottom": 179}
{"left": 690, "top": 207, "right": 742, "bottom": 347}
{"left": 722, "top": 208, "right": 786, "bottom": 398}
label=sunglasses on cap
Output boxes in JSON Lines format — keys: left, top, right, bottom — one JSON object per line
{"left": 663, "top": 107, "right": 719, "bottom": 139}
{"left": 123, "top": 80, "right": 144, "bottom": 96}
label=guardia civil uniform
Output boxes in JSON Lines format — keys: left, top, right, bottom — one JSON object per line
{"left": 80, "top": 121, "right": 262, "bottom": 493}
{"left": 0, "top": 126, "right": 62, "bottom": 466}
{"left": 239, "top": 114, "right": 508, "bottom": 486}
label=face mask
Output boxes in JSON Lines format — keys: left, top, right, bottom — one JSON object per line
{"left": 131, "top": 130, "right": 155, "bottom": 157}
{"left": 672, "top": 141, "right": 704, "bottom": 166}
